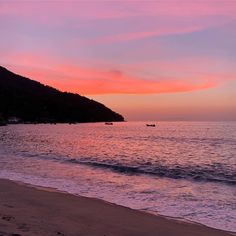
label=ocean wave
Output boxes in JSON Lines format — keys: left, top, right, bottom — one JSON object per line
{"left": 66, "top": 159, "right": 236, "bottom": 185}
{"left": 3, "top": 150, "right": 235, "bottom": 186}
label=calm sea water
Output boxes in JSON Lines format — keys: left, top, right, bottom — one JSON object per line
{"left": 0, "top": 122, "right": 235, "bottom": 232}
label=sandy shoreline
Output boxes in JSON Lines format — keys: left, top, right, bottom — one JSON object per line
{"left": 0, "top": 179, "right": 233, "bottom": 236}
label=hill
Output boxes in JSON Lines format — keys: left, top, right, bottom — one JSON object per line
{"left": 0, "top": 66, "right": 124, "bottom": 123}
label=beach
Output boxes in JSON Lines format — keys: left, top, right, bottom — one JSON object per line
{"left": 0, "top": 179, "right": 233, "bottom": 236}
{"left": 1, "top": 0, "right": 236, "bottom": 234}
{"left": 0, "top": 123, "right": 235, "bottom": 233}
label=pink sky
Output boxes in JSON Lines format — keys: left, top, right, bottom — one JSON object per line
{"left": 0, "top": 1, "right": 236, "bottom": 120}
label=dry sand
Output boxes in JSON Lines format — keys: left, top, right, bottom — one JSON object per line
{"left": 0, "top": 179, "right": 233, "bottom": 236}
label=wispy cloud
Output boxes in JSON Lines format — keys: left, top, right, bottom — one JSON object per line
{"left": 1, "top": 1, "right": 235, "bottom": 96}
{"left": 3, "top": 53, "right": 232, "bottom": 95}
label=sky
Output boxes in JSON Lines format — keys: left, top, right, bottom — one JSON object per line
{"left": 0, "top": 0, "right": 236, "bottom": 121}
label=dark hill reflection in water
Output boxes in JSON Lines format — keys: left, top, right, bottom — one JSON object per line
{"left": 0, "top": 121, "right": 235, "bottom": 232}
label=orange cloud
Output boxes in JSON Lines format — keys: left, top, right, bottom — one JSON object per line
{"left": 2, "top": 53, "right": 234, "bottom": 95}
{"left": 4, "top": 62, "right": 220, "bottom": 95}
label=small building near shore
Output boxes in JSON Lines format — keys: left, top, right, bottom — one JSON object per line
{"left": 8, "top": 117, "right": 21, "bottom": 124}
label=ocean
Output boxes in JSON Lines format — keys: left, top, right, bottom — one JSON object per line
{"left": 0, "top": 122, "right": 235, "bottom": 232}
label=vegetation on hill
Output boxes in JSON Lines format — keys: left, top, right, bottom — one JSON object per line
{"left": 0, "top": 66, "right": 124, "bottom": 123}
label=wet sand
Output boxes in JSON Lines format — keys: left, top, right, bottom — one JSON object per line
{"left": 0, "top": 179, "right": 233, "bottom": 236}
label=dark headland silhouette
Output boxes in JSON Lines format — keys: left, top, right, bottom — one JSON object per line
{"left": 0, "top": 66, "right": 124, "bottom": 124}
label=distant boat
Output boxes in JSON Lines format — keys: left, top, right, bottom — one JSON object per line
{"left": 146, "top": 124, "right": 156, "bottom": 127}
{"left": 105, "top": 122, "right": 113, "bottom": 125}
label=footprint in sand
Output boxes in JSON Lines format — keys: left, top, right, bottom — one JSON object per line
{"left": 17, "top": 223, "right": 29, "bottom": 232}
{"left": 1, "top": 215, "right": 14, "bottom": 222}
{"left": 56, "top": 232, "right": 65, "bottom": 236}
{"left": 3, "top": 204, "right": 14, "bottom": 209}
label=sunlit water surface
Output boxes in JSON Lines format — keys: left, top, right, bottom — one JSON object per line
{"left": 0, "top": 122, "right": 235, "bottom": 232}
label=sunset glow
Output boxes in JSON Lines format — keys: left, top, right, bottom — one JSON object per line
{"left": 1, "top": 1, "right": 236, "bottom": 120}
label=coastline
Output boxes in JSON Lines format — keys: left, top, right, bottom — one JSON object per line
{"left": 0, "top": 179, "right": 233, "bottom": 236}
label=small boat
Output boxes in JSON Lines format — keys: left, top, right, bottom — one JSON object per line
{"left": 105, "top": 122, "right": 113, "bottom": 125}
{"left": 146, "top": 124, "right": 156, "bottom": 127}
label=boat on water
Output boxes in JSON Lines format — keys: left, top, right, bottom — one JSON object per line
{"left": 146, "top": 124, "right": 156, "bottom": 127}
{"left": 105, "top": 122, "right": 113, "bottom": 125}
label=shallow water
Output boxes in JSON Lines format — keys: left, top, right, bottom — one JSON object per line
{"left": 0, "top": 122, "right": 235, "bottom": 232}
